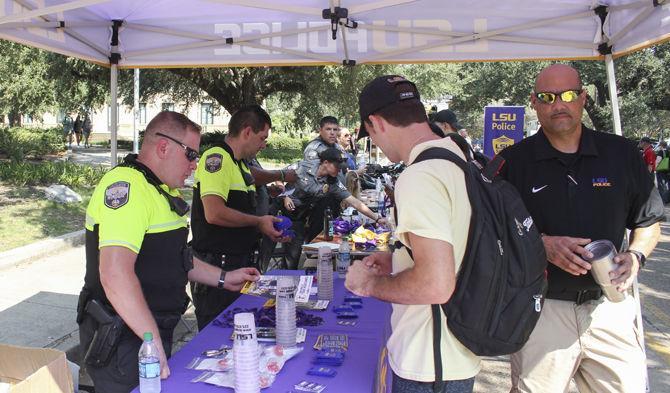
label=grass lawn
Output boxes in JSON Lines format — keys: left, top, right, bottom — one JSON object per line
{"left": 0, "top": 184, "right": 94, "bottom": 252}
{"left": 0, "top": 183, "right": 196, "bottom": 253}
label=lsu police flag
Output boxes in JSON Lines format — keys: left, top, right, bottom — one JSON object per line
{"left": 483, "top": 106, "right": 525, "bottom": 157}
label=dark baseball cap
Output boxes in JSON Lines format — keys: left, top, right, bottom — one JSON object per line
{"left": 640, "top": 136, "right": 652, "bottom": 143}
{"left": 318, "top": 147, "right": 347, "bottom": 167}
{"left": 357, "top": 75, "right": 421, "bottom": 139}
{"left": 433, "top": 109, "right": 462, "bottom": 130}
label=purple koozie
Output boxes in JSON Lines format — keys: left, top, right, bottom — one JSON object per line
{"left": 274, "top": 215, "right": 295, "bottom": 238}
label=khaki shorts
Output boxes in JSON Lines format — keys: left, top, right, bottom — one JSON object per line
{"left": 510, "top": 297, "right": 646, "bottom": 393}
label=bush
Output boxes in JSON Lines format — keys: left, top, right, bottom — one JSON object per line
{"left": 258, "top": 133, "right": 310, "bottom": 162}
{"left": 199, "top": 131, "right": 310, "bottom": 163}
{"left": 0, "top": 126, "right": 65, "bottom": 162}
{"left": 0, "top": 160, "right": 108, "bottom": 187}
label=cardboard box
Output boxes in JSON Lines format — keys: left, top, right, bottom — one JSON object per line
{"left": 0, "top": 344, "right": 73, "bottom": 393}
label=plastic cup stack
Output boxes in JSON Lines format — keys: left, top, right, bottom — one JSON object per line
{"left": 233, "top": 312, "right": 260, "bottom": 393}
{"left": 275, "top": 276, "right": 297, "bottom": 347}
{"left": 317, "top": 246, "right": 334, "bottom": 300}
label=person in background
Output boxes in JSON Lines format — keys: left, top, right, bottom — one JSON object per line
{"left": 303, "top": 116, "right": 346, "bottom": 162}
{"left": 73, "top": 113, "right": 83, "bottom": 146}
{"left": 83, "top": 112, "right": 93, "bottom": 148}
{"left": 640, "top": 136, "right": 656, "bottom": 174}
{"left": 62, "top": 112, "right": 74, "bottom": 148}
{"left": 433, "top": 109, "right": 462, "bottom": 136}
{"left": 655, "top": 141, "right": 670, "bottom": 203}
{"left": 499, "top": 64, "right": 663, "bottom": 393}
{"left": 458, "top": 129, "right": 473, "bottom": 146}
{"left": 282, "top": 147, "right": 387, "bottom": 268}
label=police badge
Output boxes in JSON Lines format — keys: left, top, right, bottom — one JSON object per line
{"left": 205, "top": 153, "right": 223, "bottom": 173}
{"left": 104, "top": 181, "right": 130, "bottom": 209}
{"left": 322, "top": 184, "right": 329, "bottom": 193}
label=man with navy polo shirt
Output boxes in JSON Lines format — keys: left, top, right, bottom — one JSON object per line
{"left": 499, "top": 64, "right": 664, "bottom": 392}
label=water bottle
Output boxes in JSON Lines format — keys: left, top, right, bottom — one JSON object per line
{"left": 317, "top": 246, "right": 334, "bottom": 300}
{"left": 138, "top": 332, "right": 161, "bottom": 393}
{"left": 337, "top": 239, "right": 351, "bottom": 279}
{"left": 275, "top": 276, "right": 297, "bottom": 347}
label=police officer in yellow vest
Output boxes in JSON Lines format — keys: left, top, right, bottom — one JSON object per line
{"left": 77, "top": 111, "right": 260, "bottom": 393}
{"left": 190, "top": 105, "right": 287, "bottom": 330}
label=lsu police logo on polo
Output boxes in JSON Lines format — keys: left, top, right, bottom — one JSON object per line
{"left": 104, "top": 181, "right": 130, "bottom": 209}
{"left": 592, "top": 177, "right": 612, "bottom": 187}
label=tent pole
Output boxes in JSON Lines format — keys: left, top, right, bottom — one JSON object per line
{"left": 109, "top": 20, "right": 122, "bottom": 166}
{"left": 133, "top": 68, "right": 140, "bottom": 154}
{"left": 110, "top": 63, "right": 118, "bottom": 165}
{"left": 605, "top": 54, "right": 623, "bottom": 136}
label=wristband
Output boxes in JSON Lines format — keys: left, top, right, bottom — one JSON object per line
{"left": 626, "top": 250, "right": 646, "bottom": 268}
{"left": 217, "top": 270, "right": 227, "bottom": 289}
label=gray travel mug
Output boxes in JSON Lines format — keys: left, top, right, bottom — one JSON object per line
{"left": 583, "top": 240, "right": 627, "bottom": 303}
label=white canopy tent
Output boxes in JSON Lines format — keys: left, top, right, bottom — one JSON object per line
{"left": 1, "top": 0, "right": 669, "bottom": 161}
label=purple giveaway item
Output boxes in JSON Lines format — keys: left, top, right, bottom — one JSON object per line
{"left": 332, "top": 218, "right": 353, "bottom": 235}
{"left": 274, "top": 215, "right": 295, "bottom": 238}
{"left": 333, "top": 305, "right": 354, "bottom": 313}
{"left": 274, "top": 215, "right": 292, "bottom": 230}
{"left": 354, "top": 241, "right": 377, "bottom": 251}
{"left": 307, "top": 366, "right": 338, "bottom": 377}
{"left": 336, "top": 311, "right": 358, "bottom": 319}
{"left": 316, "top": 350, "right": 345, "bottom": 361}
{"left": 212, "top": 307, "right": 324, "bottom": 328}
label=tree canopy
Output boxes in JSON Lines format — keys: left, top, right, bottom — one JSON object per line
{"left": 1, "top": 38, "right": 668, "bottom": 138}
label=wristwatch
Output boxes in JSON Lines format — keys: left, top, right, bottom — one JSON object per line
{"left": 218, "top": 270, "right": 227, "bottom": 289}
{"left": 626, "top": 250, "right": 646, "bottom": 268}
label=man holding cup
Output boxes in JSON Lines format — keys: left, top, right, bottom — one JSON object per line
{"left": 498, "top": 64, "right": 664, "bottom": 392}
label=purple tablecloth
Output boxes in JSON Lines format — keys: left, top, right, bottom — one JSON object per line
{"left": 132, "top": 271, "right": 392, "bottom": 392}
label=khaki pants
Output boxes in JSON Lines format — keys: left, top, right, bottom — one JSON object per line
{"left": 511, "top": 297, "right": 645, "bottom": 393}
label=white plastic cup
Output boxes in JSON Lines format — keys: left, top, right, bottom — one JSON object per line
{"left": 584, "top": 240, "right": 627, "bottom": 303}
{"left": 233, "top": 312, "right": 260, "bottom": 393}
{"left": 317, "top": 246, "right": 333, "bottom": 300}
{"left": 275, "top": 276, "right": 297, "bottom": 347}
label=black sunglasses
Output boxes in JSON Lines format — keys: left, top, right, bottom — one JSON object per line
{"left": 156, "top": 132, "right": 199, "bottom": 162}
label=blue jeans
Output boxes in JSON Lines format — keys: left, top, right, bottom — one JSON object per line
{"left": 392, "top": 372, "right": 475, "bottom": 393}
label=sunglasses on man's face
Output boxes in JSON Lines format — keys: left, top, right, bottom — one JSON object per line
{"left": 534, "top": 89, "right": 583, "bottom": 105}
{"left": 156, "top": 132, "right": 199, "bottom": 162}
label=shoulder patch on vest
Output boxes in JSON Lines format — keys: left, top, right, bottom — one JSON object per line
{"left": 104, "top": 181, "right": 130, "bottom": 209}
{"left": 205, "top": 153, "right": 223, "bottom": 173}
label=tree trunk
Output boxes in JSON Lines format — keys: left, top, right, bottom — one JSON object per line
{"left": 8, "top": 110, "right": 21, "bottom": 127}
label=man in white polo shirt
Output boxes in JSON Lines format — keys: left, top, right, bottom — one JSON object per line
{"left": 345, "top": 75, "right": 480, "bottom": 393}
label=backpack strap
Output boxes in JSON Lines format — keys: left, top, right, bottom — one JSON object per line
{"left": 482, "top": 154, "right": 506, "bottom": 181}
{"left": 413, "top": 147, "right": 468, "bottom": 172}
{"left": 432, "top": 304, "right": 444, "bottom": 393}
{"left": 405, "top": 248, "right": 444, "bottom": 392}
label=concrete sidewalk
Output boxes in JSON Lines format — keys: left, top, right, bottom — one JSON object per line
{"left": 1, "top": 241, "right": 670, "bottom": 391}
{"left": 0, "top": 183, "right": 669, "bottom": 390}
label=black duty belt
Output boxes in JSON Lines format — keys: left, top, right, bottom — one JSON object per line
{"left": 546, "top": 289, "right": 603, "bottom": 305}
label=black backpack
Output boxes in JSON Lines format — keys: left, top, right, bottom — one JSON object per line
{"left": 401, "top": 147, "right": 548, "bottom": 386}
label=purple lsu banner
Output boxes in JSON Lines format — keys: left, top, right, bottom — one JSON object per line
{"left": 483, "top": 106, "right": 525, "bottom": 158}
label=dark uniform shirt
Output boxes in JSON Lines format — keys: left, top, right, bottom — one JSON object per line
{"left": 190, "top": 141, "right": 257, "bottom": 256}
{"left": 289, "top": 159, "right": 351, "bottom": 217}
{"left": 303, "top": 136, "right": 346, "bottom": 161}
{"left": 499, "top": 126, "right": 664, "bottom": 294}
{"left": 82, "top": 157, "right": 191, "bottom": 314}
